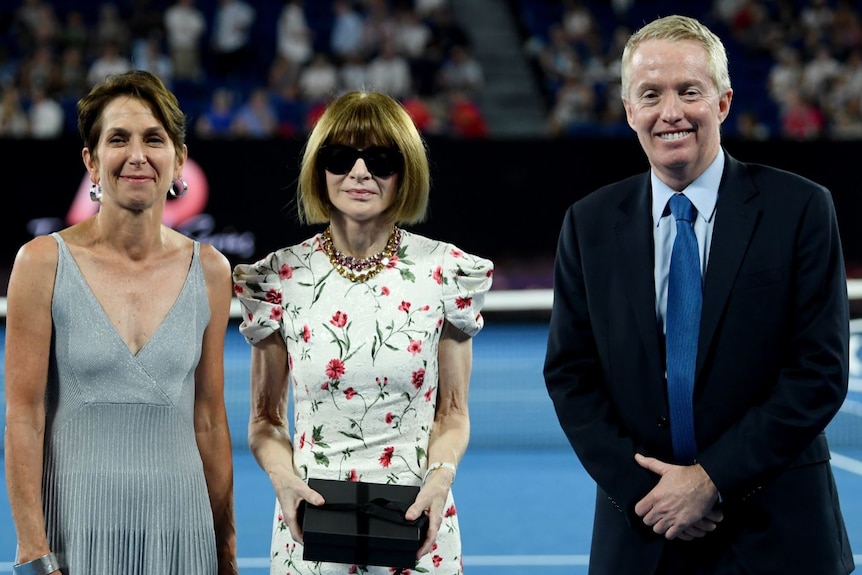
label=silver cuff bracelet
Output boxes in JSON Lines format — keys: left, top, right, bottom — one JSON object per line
{"left": 13, "top": 553, "right": 59, "bottom": 575}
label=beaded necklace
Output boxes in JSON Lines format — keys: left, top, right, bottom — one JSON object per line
{"left": 320, "top": 226, "right": 402, "bottom": 283}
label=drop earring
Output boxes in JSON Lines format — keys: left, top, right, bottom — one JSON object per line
{"left": 89, "top": 183, "right": 102, "bottom": 202}
{"left": 168, "top": 179, "right": 188, "bottom": 198}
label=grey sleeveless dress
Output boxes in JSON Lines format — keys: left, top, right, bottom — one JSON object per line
{"left": 39, "top": 233, "right": 218, "bottom": 574}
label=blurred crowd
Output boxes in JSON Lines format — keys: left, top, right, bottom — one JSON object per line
{"left": 519, "top": 0, "right": 862, "bottom": 139}
{"left": 2, "top": 0, "right": 862, "bottom": 141}
{"left": 0, "top": 0, "right": 489, "bottom": 140}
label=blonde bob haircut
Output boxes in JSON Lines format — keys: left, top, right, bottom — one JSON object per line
{"left": 296, "top": 90, "right": 431, "bottom": 225}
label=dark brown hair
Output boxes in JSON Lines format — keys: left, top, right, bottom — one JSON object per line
{"left": 77, "top": 70, "right": 186, "bottom": 164}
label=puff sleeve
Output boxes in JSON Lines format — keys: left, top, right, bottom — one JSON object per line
{"left": 232, "top": 252, "right": 285, "bottom": 345}
{"left": 441, "top": 245, "right": 494, "bottom": 337}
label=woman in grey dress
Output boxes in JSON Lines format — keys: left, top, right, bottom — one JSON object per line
{"left": 4, "top": 70, "right": 238, "bottom": 575}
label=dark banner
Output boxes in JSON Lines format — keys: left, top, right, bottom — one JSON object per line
{"left": 3, "top": 136, "right": 861, "bottom": 291}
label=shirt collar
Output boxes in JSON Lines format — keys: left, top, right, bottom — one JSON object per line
{"left": 651, "top": 148, "right": 724, "bottom": 226}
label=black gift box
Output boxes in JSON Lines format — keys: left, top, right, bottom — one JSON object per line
{"left": 301, "top": 478, "right": 428, "bottom": 568}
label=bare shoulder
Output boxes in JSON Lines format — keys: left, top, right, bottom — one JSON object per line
{"left": 7, "top": 234, "right": 61, "bottom": 311}
{"left": 196, "top": 242, "right": 232, "bottom": 335}
{"left": 198, "top": 242, "right": 232, "bottom": 282}
{"left": 12, "top": 233, "right": 60, "bottom": 275}
{"left": 197, "top": 242, "right": 233, "bottom": 318}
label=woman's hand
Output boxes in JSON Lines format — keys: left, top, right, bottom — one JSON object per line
{"left": 405, "top": 466, "right": 455, "bottom": 558}
{"left": 273, "top": 473, "right": 325, "bottom": 545}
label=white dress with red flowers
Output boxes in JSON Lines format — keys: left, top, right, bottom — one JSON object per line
{"left": 233, "top": 229, "right": 494, "bottom": 575}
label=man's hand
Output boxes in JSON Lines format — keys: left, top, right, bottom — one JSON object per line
{"left": 634, "top": 453, "right": 723, "bottom": 540}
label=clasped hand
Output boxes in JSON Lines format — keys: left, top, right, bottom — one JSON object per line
{"left": 633, "top": 453, "right": 724, "bottom": 540}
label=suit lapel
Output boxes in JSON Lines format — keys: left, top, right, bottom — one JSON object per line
{"left": 614, "top": 176, "right": 664, "bottom": 379}
{"left": 698, "top": 154, "right": 759, "bottom": 376}
{"left": 607, "top": 158, "right": 759, "bottom": 384}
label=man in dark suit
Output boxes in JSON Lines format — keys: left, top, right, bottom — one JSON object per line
{"left": 543, "top": 14, "right": 855, "bottom": 575}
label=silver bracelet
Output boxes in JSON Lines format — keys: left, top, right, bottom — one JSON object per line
{"left": 13, "top": 552, "right": 59, "bottom": 575}
{"left": 423, "top": 461, "right": 457, "bottom": 484}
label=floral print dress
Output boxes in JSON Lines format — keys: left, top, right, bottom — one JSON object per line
{"left": 233, "top": 229, "right": 494, "bottom": 575}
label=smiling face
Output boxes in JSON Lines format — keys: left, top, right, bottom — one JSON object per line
{"left": 325, "top": 150, "right": 399, "bottom": 225}
{"left": 83, "top": 96, "right": 185, "bottom": 212}
{"left": 622, "top": 39, "right": 732, "bottom": 190}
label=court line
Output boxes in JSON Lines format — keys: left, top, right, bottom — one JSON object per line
{"left": 463, "top": 555, "right": 589, "bottom": 566}
{"left": 4, "top": 279, "right": 862, "bottom": 317}
{"left": 0, "top": 556, "right": 593, "bottom": 571}
{"left": 233, "top": 555, "right": 593, "bottom": 567}
{"left": 831, "top": 451, "right": 862, "bottom": 476}
{"left": 841, "top": 398, "right": 862, "bottom": 416}
{"left": 199, "top": 553, "right": 862, "bottom": 569}
{"left": 15, "top": 553, "right": 862, "bottom": 572}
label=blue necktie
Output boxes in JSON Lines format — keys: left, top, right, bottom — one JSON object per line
{"left": 666, "top": 193, "right": 701, "bottom": 464}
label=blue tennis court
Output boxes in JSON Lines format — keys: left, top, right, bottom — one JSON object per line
{"left": 2, "top": 320, "right": 861, "bottom": 573}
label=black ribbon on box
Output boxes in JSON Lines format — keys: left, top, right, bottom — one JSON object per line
{"left": 301, "top": 479, "right": 429, "bottom": 569}
{"left": 316, "top": 497, "right": 429, "bottom": 529}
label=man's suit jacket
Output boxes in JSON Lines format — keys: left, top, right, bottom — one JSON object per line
{"left": 544, "top": 151, "right": 855, "bottom": 574}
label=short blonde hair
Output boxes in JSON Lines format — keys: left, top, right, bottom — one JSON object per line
{"left": 621, "top": 14, "right": 731, "bottom": 102}
{"left": 296, "top": 91, "right": 431, "bottom": 225}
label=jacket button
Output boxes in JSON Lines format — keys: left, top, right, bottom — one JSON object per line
{"left": 657, "top": 416, "right": 669, "bottom": 429}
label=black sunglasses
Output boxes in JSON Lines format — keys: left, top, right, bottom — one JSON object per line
{"left": 318, "top": 144, "right": 403, "bottom": 177}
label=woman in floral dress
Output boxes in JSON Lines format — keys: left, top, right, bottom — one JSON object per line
{"left": 233, "top": 90, "right": 493, "bottom": 575}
